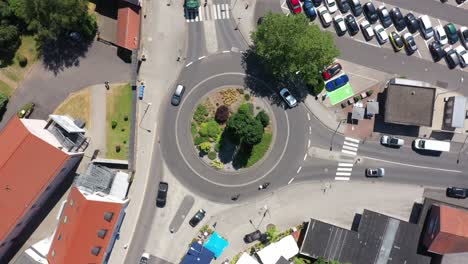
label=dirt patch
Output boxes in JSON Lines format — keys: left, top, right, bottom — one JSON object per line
{"left": 54, "top": 88, "right": 91, "bottom": 127}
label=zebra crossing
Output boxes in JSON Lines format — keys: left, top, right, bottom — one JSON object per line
{"left": 335, "top": 137, "right": 360, "bottom": 181}
{"left": 185, "top": 4, "right": 231, "bottom": 23}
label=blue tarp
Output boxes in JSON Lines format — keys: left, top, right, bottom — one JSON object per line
{"left": 181, "top": 242, "right": 215, "bottom": 264}
{"left": 204, "top": 232, "right": 229, "bottom": 258}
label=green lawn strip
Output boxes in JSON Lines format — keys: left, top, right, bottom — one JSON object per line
{"left": 327, "top": 83, "right": 354, "bottom": 105}
{"left": 2, "top": 36, "right": 37, "bottom": 83}
{"left": 106, "top": 83, "right": 132, "bottom": 159}
{"left": 0, "top": 80, "right": 13, "bottom": 97}
{"left": 246, "top": 133, "right": 272, "bottom": 167}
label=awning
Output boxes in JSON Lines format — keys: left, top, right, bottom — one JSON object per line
{"left": 352, "top": 106, "right": 365, "bottom": 120}
{"left": 257, "top": 235, "right": 299, "bottom": 264}
{"left": 117, "top": 4, "right": 140, "bottom": 50}
{"left": 181, "top": 242, "right": 215, "bottom": 264}
{"left": 204, "top": 232, "right": 229, "bottom": 258}
{"left": 367, "top": 101, "right": 379, "bottom": 115}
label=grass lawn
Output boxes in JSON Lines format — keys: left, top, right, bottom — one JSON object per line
{"left": 1, "top": 36, "right": 38, "bottom": 84}
{"left": 327, "top": 83, "right": 354, "bottom": 105}
{"left": 106, "top": 83, "right": 132, "bottom": 160}
{"left": 246, "top": 133, "right": 272, "bottom": 167}
{"left": 54, "top": 88, "right": 91, "bottom": 126}
{"left": 0, "top": 79, "right": 13, "bottom": 97}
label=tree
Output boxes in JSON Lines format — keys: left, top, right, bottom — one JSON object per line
{"left": 0, "top": 24, "right": 20, "bottom": 55}
{"left": 256, "top": 110, "right": 270, "bottom": 127}
{"left": 0, "top": 92, "right": 9, "bottom": 110}
{"left": 215, "top": 105, "right": 230, "bottom": 123}
{"left": 251, "top": 12, "right": 340, "bottom": 88}
{"left": 226, "top": 112, "right": 264, "bottom": 146}
{"left": 199, "top": 142, "right": 211, "bottom": 153}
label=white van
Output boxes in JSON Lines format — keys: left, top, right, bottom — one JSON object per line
{"left": 414, "top": 139, "right": 450, "bottom": 152}
{"left": 418, "top": 15, "right": 434, "bottom": 39}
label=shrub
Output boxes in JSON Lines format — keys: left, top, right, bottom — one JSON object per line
{"left": 111, "top": 120, "right": 117, "bottom": 129}
{"left": 238, "top": 103, "right": 254, "bottom": 116}
{"left": 0, "top": 92, "right": 9, "bottom": 110}
{"left": 312, "top": 83, "right": 325, "bottom": 96}
{"left": 115, "top": 145, "right": 121, "bottom": 152}
{"left": 214, "top": 142, "right": 221, "bottom": 152}
{"left": 199, "top": 122, "right": 209, "bottom": 137}
{"left": 226, "top": 112, "right": 263, "bottom": 145}
{"left": 208, "top": 151, "right": 217, "bottom": 160}
{"left": 256, "top": 110, "right": 270, "bottom": 127}
{"left": 366, "top": 90, "right": 374, "bottom": 96}
{"left": 244, "top": 94, "right": 251, "bottom": 101}
{"left": 354, "top": 95, "right": 362, "bottom": 102}
{"left": 124, "top": 115, "right": 129, "bottom": 121}
{"left": 194, "top": 105, "right": 209, "bottom": 123}
{"left": 191, "top": 122, "right": 197, "bottom": 136}
{"left": 194, "top": 136, "right": 208, "bottom": 145}
{"left": 210, "top": 159, "right": 224, "bottom": 169}
{"left": 199, "top": 142, "right": 212, "bottom": 152}
{"left": 237, "top": 88, "right": 244, "bottom": 94}
{"left": 206, "top": 120, "right": 221, "bottom": 138}
{"left": 220, "top": 89, "right": 239, "bottom": 106}
{"left": 215, "top": 105, "right": 230, "bottom": 123}
{"left": 17, "top": 54, "right": 28, "bottom": 67}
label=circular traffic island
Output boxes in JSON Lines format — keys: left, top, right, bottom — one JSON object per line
{"left": 191, "top": 87, "right": 274, "bottom": 172}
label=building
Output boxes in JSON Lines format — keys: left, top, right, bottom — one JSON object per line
{"left": 422, "top": 205, "right": 468, "bottom": 255}
{"left": 0, "top": 115, "right": 87, "bottom": 260}
{"left": 299, "top": 210, "right": 431, "bottom": 264}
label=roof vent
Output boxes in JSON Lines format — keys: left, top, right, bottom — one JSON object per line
{"left": 91, "top": 246, "right": 101, "bottom": 256}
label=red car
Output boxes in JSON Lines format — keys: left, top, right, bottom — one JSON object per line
{"left": 288, "top": 0, "right": 302, "bottom": 14}
{"left": 322, "top": 63, "right": 342, "bottom": 80}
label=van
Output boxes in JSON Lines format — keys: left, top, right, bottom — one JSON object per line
{"left": 414, "top": 139, "right": 450, "bottom": 152}
{"left": 418, "top": 15, "right": 434, "bottom": 39}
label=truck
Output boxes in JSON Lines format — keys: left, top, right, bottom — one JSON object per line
{"left": 413, "top": 139, "right": 450, "bottom": 152}
{"left": 185, "top": 0, "right": 200, "bottom": 10}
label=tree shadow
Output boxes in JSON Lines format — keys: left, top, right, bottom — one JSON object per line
{"left": 233, "top": 143, "right": 253, "bottom": 169}
{"left": 218, "top": 130, "right": 238, "bottom": 164}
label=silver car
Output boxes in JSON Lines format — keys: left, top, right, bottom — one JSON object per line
{"left": 366, "top": 168, "right": 385, "bottom": 177}
{"left": 279, "top": 88, "right": 298, "bottom": 108}
{"left": 380, "top": 135, "right": 404, "bottom": 147}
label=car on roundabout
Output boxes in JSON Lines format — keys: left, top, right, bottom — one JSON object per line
{"left": 380, "top": 135, "right": 404, "bottom": 147}
{"left": 366, "top": 168, "right": 385, "bottom": 177}
{"left": 279, "top": 88, "right": 298, "bottom": 108}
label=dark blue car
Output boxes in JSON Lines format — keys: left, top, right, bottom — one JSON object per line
{"left": 325, "top": 74, "right": 349, "bottom": 91}
{"left": 303, "top": 1, "right": 317, "bottom": 20}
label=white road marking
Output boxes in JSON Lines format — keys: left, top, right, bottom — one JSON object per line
{"left": 343, "top": 141, "right": 359, "bottom": 147}
{"left": 307, "top": 139, "right": 311, "bottom": 148}
{"left": 225, "top": 4, "right": 230, "bottom": 19}
{"left": 213, "top": 5, "right": 218, "bottom": 19}
{"left": 222, "top": 50, "right": 230, "bottom": 53}
{"left": 437, "top": 19, "right": 442, "bottom": 27}
{"left": 198, "top": 7, "right": 202, "bottom": 21}
{"left": 337, "top": 167, "right": 352, "bottom": 172}
{"left": 354, "top": 38, "right": 381, "bottom": 48}
{"left": 307, "top": 113, "right": 311, "bottom": 120}
{"left": 346, "top": 71, "right": 379, "bottom": 82}
{"left": 341, "top": 149, "right": 357, "bottom": 156}
{"left": 217, "top": 4, "right": 222, "bottom": 19}
{"left": 364, "top": 156, "right": 463, "bottom": 173}
{"left": 198, "top": 56, "right": 206, "bottom": 60}
{"left": 288, "top": 177, "right": 295, "bottom": 184}
{"left": 336, "top": 172, "right": 351, "bottom": 176}
{"left": 345, "top": 137, "right": 360, "bottom": 143}
{"left": 185, "top": 62, "right": 193, "bottom": 67}
{"left": 309, "top": 126, "right": 312, "bottom": 134}
{"left": 417, "top": 50, "right": 422, "bottom": 58}
{"left": 297, "top": 166, "right": 302, "bottom": 173}
{"left": 338, "top": 163, "right": 354, "bottom": 167}
{"left": 458, "top": 1, "right": 467, "bottom": 7}
{"left": 335, "top": 176, "right": 350, "bottom": 180}
{"left": 342, "top": 145, "right": 358, "bottom": 152}
{"left": 304, "top": 153, "right": 308, "bottom": 160}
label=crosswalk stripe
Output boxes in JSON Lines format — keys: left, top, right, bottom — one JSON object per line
{"left": 342, "top": 145, "right": 358, "bottom": 152}
{"left": 225, "top": 4, "right": 230, "bottom": 19}
{"left": 343, "top": 141, "right": 359, "bottom": 147}
{"left": 337, "top": 167, "right": 352, "bottom": 172}
{"left": 345, "top": 137, "right": 360, "bottom": 143}
{"left": 217, "top": 4, "right": 222, "bottom": 19}
{"left": 213, "top": 5, "right": 217, "bottom": 19}
{"left": 336, "top": 172, "right": 351, "bottom": 176}
{"left": 341, "top": 149, "right": 357, "bottom": 156}
{"left": 335, "top": 176, "right": 350, "bottom": 181}
{"left": 338, "top": 163, "right": 353, "bottom": 167}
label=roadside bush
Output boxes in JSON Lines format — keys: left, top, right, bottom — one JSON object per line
{"left": 194, "top": 105, "right": 209, "bottom": 123}
{"left": 199, "top": 142, "right": 212, "bottom": 153}
{"left": 210, "top": 159, "right": 224, "bottom": 169}
{"left": 238, "top": 103, "right": 254, "bottom": 116}
{"left": 354, "top": 95, "right": 362, "bottom": 102}
{"left": 115, "top": 145, "right": 121, "bottom": 152}
{"left": 194, "top": 136, "right": 208, "bottom": 145}
{"left": 312, "top": 83, "right": 325, "bottom": 96}
{"left": 215, "top": 105, "right": 230, "bottom": 123}
{"left": 191, "top": 122, "right": 197, "bottom": 136}
{"left": 17, "top": 54, "right": 28, "bottom": 67}
{"left": 256, "top": 111, "right": 270, "bottom": 127}
{"left": 0, "top": 92, "right": 9, "bottom": 110}
{"left": 366, "top": 90, "right": 374, "bottom": 96}
{"left": 214, "top": 142, "right": 221, "bottom": 152}
{"left": 237, "top": 88, "right": 244, "bottom": 94}
{"left": 244, "top": 94, "right": 251, "bottom": 101}
{"left": 208, "top": 151, "right": 217, "bottom": 160}
{"left": 199, "top": 122, "right": 209, "bottom": 137}
{"left": 206, "top": 120, "right": 221, "bottom": 138}
{"left": 111, "top": 120, "right": 118, "bottom": 129}
{"left": 124, "top": 115, "right": 129, "bottom": 121}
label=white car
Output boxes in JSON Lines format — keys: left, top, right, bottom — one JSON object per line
{"left": 140, "top": 253, "right": 150, "bottom": 264}
{"left": 455, "top": 45, "right": 468, "bottom": 68}
{"left": 380, "top": 135, "right": 404, "bottom": 147}
{"left": 434, "top": 26, "right": 448, "bottom": 45}
{"left": 317, "top": 7, "right": 332, "bottom": 27}
{"left": 360, "top": 20, "right": 374, "bottom": 41}
{"left": 374, "top": 24, "right": 388, "bottom": 44}
{"left": 333, "top": 15, "right": 347, "bottom": 36}
{"left": 279, "top": 88, "right": 298, "bottom": 108}
{"left": 325, "top": 0, "right": 338, "bottom": 13}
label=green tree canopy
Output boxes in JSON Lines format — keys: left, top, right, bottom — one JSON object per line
{"left": 226, "top": 112, "right": 264, "bottom": 146}
{"left": 0, "top": 0, "right": 21, "bottom": 60}
{"left": 251, "top": 12, "right": 340, "bottom": 88}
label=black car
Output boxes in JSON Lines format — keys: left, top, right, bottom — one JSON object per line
{"left": 244, "top": 230, "right": 262, "bottom": 243}
{"left": 446, "top": 49, "right": 460, "bottom": 69}
{"left": 403, "top": 33, "right": 418, "bottom": 54}
{"left": 446, "top": 187, "right": 468, "bottom": 199}
{"left": 312, "top": 0, "right": 322, "bottom": 7}
{"left": 171, "top": 84, "right": 185, "bottom": 106}
{"left": 377, "top": 5, "right": 392, "bottom": 28}
{"left": 348, "top": 0, "right": 362, "bottom": 16}
{"left": 429, "top": 41, "right": 446, "bottom": 62}
{"left": 336, "top": 0, "right": 350, "bottom": 13}
{"left": 404, "top": 13, "right": 419, "bottom": 33}
{"left": 345, "top": 15, "right": 359, "bottom": 35}
{"left": 156, "top": 182, "right": 168, "bottom": 208}
{"left": 456, "top": 0, "right": 466, "bottom": 4}
{"left": 189, "top": 209, "right": 206, "bottom": 227}
{"left": 363, "top": 2, "right": 378, "bottom": 24}
{"left": 389, "top": 31, "right": 404, "bottom": 52}
{"left": 390, "top": 7, "right": 405, "bottom": 32}
{"left": 460, "top": 27, "right": 468, "bottom": 48}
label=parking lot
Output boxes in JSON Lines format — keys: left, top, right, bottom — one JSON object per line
{"left": 281, "top": 0, "right": 468, "bottom": 72}
{"left": 437, "top": 0, "right": 468, "bottom": 10}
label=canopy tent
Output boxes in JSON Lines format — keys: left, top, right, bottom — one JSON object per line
{"left": 181, "top": 242, "right": 215, "bottom": 264}
{"left": 257, "top": 235, "right": 299, "bottom": 264}
{"left": 204, "top": 232, "right": 229, "bottom": 258}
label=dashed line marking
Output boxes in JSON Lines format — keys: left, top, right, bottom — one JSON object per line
{"left": 288, "top": 177, "right": 295, "bottom": 184}
{"left": 309, "top": 126, "right": 312, "bottom": 134}
{"left": 297, "top": 166, "right": 302, "bottom": 173}
{"left": 307, "top": 113, "right": 311, "bottom": 121}
{"left": 304, "top": 153, "right": 308, "bottom": 160}
{"left": 185, "top": 62, "right": 193, "bottom": 67}
{"left": 198, "top": 56, "right": 206, "bottom": 60}
{"left": 345, "top": 137, "right": 360, "bottom": 143}
{"left": 222, "top": 50, "right": 230, "bottom": 53}
{"left": 335, "top": 176, "right": 350, "bottom": 181}
{"left": 307, "top": 139, "right": 311, "bottom": 148}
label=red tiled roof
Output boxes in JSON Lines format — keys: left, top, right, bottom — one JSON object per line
{"left": 0, "top": 117, "right": 69, "bottom": 241}
{"left": 116, "top": 4, "right": 140, "bottom": 50}
{"left": 429, "top": 205, "right": 468, "bottom": 254}
{"left": 48, "top": 187, "right": 125, "bottom": 264}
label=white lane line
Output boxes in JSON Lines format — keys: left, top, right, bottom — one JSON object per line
{"left": 338, "top": 163, "right": 354, "bottom": 167}
{"left": 307, "top": 113, "right": 311, "bottom": 120}
{"left": 346, "top": 71, "right": 379, "bottom": 82}
{"left": 222, "top": 4, "right": 227, "bottom": 19}
{"left": 345, "top": 137, "right": 360, "bottom": 143}
{"left": 185, "top": 62, "right": 193, "bottom": 67}
{"left": 458, "top": 1, "right": 467, "bottom": 7}
{"left": 364, "top": 156, "right": 463, "bottom": 173}
{"left": 198, "top": 56, "right": 206, "bottom": 60}
{"left": 437, "top": 19, "right": 442, "bottom": 27}
{"left": 413, "top": 32, "right": 420, "bottom": 38}
{"left": 354, "top": 38, "right": 381, "bottom": 48}
{"left": 213, "top": 5, "right": 218, "bottom": 19}
{"left": 288, "top": 177, "right": 295, "bottom": 184}
{"left": 337, "top": 167, "right": 352, "bottom": 172}
{"left": 222, "top": 50, "right": 230, "bottom": 53}
{"left": 297, "top": 166, "right": 302, "bottom": 173}
{"left": 417, "top": 50, "right": 422, "bottom": 58}
{"left": 304, "top": 153, "right": 308, "bottom": 160}
{"left": 307, "top": 139, "right": 311, "bottom": 148}
{"left": 341, "top": 149, "right": 357, "bottom": 156}
{"left": 343, "top": 141, "right": 359, "bottom": 147}
{"left": 309, "top": 126, "right": 312, "bottom": 134}
{"left": 342, "top": 145, "right": 358, "bottom": 151}
{"left": 335, "top": 176, "right": 351, "bottom": 181}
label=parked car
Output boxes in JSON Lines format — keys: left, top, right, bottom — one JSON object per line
{"left": 446, "top": 187, "right": 468, "bottom": 199}
{"left": 312, "top": 0, "right": 323, "bottom": 7}
{"left": 171, "top": 84, "right": 185, "bottom": 106}
{"left": 403, "top": 33, "right": 418, "bottom": 54}
{"left": 333, "top": 15, "right": 347, "bottom": 36}
{"left": 429, "top": 41, "right": 446, "bottom": 62}
{"left": 189, "top": 209, "right": 206, "bottom": 227}
{"left": 460, "top": 27, "right": 468, "bottom": 48}
{"left": 325, "top": 74, "right": 349, "bottom": 91}
{"left": 444, "top": 23, "right": 459, "bottom": 44}
{"left": 404, "top": 12, "right": 419, "bottom": 33}
{"left": 455, "top": 45, "right": 468, "bottom": 68}
{"left": 418, "top": 15, "right": 434, "bottom": 39}
{"left": 140, "top": 253, "right": 150, "bottom": 264}
{"left": 322, "top": 62, "right": 342, "bottom": 80}
{"left": 303, "top": 1, "right": 317, "bottom": 20}
{"left": 374, "top": 24, "right": 388, "bottom": 44}
{"left": 377, "top": 5, "right": 392, "bottom": 28}
{"left": 17, "top": 102, "right": 35, "bottom": 118}
{"left": 390, "top": 7, "right": 406, "bottom": 32}
{"left": 325, "top": 0, "right": 338, "bottom": 13}
{"left": 336, "top": 0, "right": 350, "bottom": 13}
{"left": 360, "top": 21, "right": 375, "bottom": 41}
{"left": 348, "top": 0, "right": 363, "bottom": 16}
{"left": 345, "top": 14, "right": 359, "bottom": 35}
{"left": 366, "top": 168, "right": 385, "bottom": 177}
{"left": 445, "top": 48, "right": 460, "bottom": 69}
{"left": 456, "top": 0, "right": 466, "bottom": 4}
{"left": 389, "top": 31, "right": 404, "bottom": 51}
{"left": 317, "top": 7, "right": 332, "bottom": 27}
{"left": 434, "top": 26, "right": 448, "bottom": 45}
{"left": 279, "top": 88, "right": 298, "bottom": 107}
{"left": 156, "top": 182, "right": 169, "bottom": 208}
{"left": 380, "top": 135, "right": 404, "bottom": 147}
{"left": 363, "top": 2, "right": 378, "bottom": 24}
{"left": 288, "top": 0, "right": 302, "bottom": 14}
{"left": 244, "top": 230, "right": 262, "bottom": 243}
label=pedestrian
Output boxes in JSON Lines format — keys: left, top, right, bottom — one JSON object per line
{"left": 231, "top": 194, "right": 240, "bottom": 201}
{"left": 176, "top": 56, "right": 181, "bottom": 62}
{"left": 104, "top": 81, "right": 109, "bottom": 90}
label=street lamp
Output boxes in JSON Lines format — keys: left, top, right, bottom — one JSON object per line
{"left": 330, "top": 119, "right": 346, "bottom": 151}
{"left": 139, "top": 101, "right": 152, "bottom": 132}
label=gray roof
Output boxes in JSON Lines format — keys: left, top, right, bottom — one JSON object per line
{"left": 300, "top": 210, "right": 431, "bottom": 264}
{"left": 367, "top": 101, "right": 379, "bottom": 115}
{"left": 352, "top": 106, "right": 365, "bottom": 120}
{"left": 74, "top": 164, "right": 116, "bottom": 194}
{"left": 384, "top": 83, "right": 436, "bottom": 127}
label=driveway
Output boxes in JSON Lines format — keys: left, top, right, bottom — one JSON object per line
{"left": 0, "top": 40, "right": 132, "bottom": 128}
